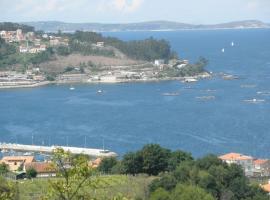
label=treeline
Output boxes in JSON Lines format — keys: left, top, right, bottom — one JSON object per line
{"left": 0, "top": 38, "right": 17, "bottom": 69}
{"left": 0, "top": 22, "right": 34, "bottom": 32}
{"left": 68, "top": 31, "right": 178, "bottom": 61}
{"left": 98, "top": 144, "right": 268, "bottom": 200}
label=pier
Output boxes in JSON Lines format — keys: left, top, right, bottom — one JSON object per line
{"left": 0, "top": 143, "right": 117, "bottom": 157}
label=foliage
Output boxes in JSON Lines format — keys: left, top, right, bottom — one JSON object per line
{"left": 69, "top": 31, "right": 177, "bottom": 61}
{"left": 45, "top": 148, "right": 99, "bottom": 200}
{"left": 0, "top": 22, "right": 34, "bottom": 32}
{"left": 0, "top": 163, "right": 9, "bottom": 175}
{"left": 122, "top": 152, "right": 143, "bottom": 175}
{"left": 56, "top": 45, "right": 71, "bottom": 56}
{"left": 30, "top": 47, "right": 55, "bottom": 66}
{"left": 149, "top": 154, "right": 268, "bottom": 200}
{"left": 26, "top": 167, "right": 37, "bottom": 178}
{"left": 140, "top": 144, "right": 171, "bottom": 176}
{"left": 98, "top": 157, "right": 118, "bottom": 174}
{"left": 0, "top": 176, "right": 17, "bottom": 200}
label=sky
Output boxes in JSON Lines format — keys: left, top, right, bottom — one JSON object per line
{"left": 0, "top": 0, "right": 270, "bottom": 24}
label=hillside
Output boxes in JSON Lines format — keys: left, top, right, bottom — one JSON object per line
{"left": 22, "top": 20, "right": 270, "bottom": 32}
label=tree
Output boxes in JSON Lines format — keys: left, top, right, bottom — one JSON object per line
{"left": 26, "top": 167, "right": 37, "bottom": 178}
{"left": 98, "top": 157, "right": 118, "bottom": 174}
{"left": 45, "top": 148, "right": 99, "bottom": 200}
{"left": 167, "top": 150, "right": 193, "bottom": 171}
{"left": 122, "top": 152, "right": 143, "bottom": 175}
{"left": 140, "top": 144, "right": 171, "bottom": 175}
{"left": 171, "top": 184, "right": 215, "bottom": 200}
{"left": 0, "top": 163, "right": 9, "bottom": 175}
{"left": 150, "top": 188, "right": 171, "bottom": 200}
{"left": 0, "top": 176, "right": 17, "bottom": 200}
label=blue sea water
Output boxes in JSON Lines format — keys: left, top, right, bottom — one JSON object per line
{"left": 1, "top": 29, "right": 270, "bottom": 158}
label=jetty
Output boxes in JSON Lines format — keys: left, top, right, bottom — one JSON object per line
{"left": 0, "top": 143, "right": 117, "bottom": 157}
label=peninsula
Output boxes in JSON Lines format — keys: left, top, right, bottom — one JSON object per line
{"left": 0, "top": 22, "right": 210, "bottom": 88}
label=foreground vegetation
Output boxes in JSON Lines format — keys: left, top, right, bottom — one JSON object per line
{"left": 0, "top": 144, "right": 268, "bottom": 200}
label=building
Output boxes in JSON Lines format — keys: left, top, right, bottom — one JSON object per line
{"left": 253, "top": 159, "right": 270, "bottom": 177}
{"left": 96, "top": 42, "right": 104, "bottom": 47}
{"left": 50, "top": 39, "right": 60, "bottom": 46}
{"left": 89, "top": 158, "right": 102, "bottom": 168}
{"left": 25, "top": 162, "right": 57, "bottom": 178}
{"left": 19, "top": 46, "right": 28, "bottom": 53}
{"left": 0, "top": 156, "right": 35, "bottom": 172}
{"left": 219, "top": 153, "right": 254, "bottom": 176}
{"left": 154, "top": 59, "right": 165, "bottom": 66}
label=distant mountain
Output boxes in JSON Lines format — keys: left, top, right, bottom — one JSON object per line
{"left": 22, "top": 20, "right": 270, "bottom": 32}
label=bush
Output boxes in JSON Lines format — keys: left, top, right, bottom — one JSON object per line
{"left": 26, "top": 167, "right": 37, "bottom": 178}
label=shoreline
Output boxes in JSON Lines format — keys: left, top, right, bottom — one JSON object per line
{"left": 0, "top": 73, "right": 211, "bottom": 89}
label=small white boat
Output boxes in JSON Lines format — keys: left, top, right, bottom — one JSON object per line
{"left": 23, "top": 152, "right": 33, "bottom": 156}
{"left": 240, "top": 84, "right": 257, "bottom": 88}
{"left": 70, "top": 87, "right": 75, "bottom": 90}
{"left": 97, "top": 90, "right": 103, "bottom": 94}
{"left": 182, "top": 78, "right": 198, "bottom": 83}
{"left": 231, "top": 42, "right": 234, "bottom": 47}
{"left": 162, "top": 92, "right": 180, "bottom": 96}
{"left": 196, "top": 96, "right": 216, "bottom": 100}
{"left": 257, "top": 91, "right": 270, "bottom": 95}
{"left": 221, "top": 48, "right": 225, "bottom": 53}
{"left": 243, "top": 98, "right": 265, "bottom": 103}
{"left": 222, "top": 74, "right": 239, "bottom": 80}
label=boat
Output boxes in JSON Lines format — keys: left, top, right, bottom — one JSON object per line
{"left": 257, "top": 91, "right": 270, "bottom": 95}
{"left": 243, "top": 99, "right": 265, "bottom": 103}
{"left": 70, "top": 86, "right": 75, "bottom": 90}
{"left": 162, "top": 92, "right": 180, "bottom": 96}
{"left": 240, "top": 84, "right": 257, "bottom": 88}
{"left": 222, "top": 74, "right": 239, "bottom": 80}
{"left": 23, "top": 152, "right": 33, "bottom": 156}
{"left": 182, "top": 78, "right": 198, "bottom": 83}
{"left": 231, "top": 42, "right": 234, "bottom": 47}
{"left": 221, "top": 48, "right": 225, "bottom": 53}
{"left": 196, "top": 96, "right": 215, "bottom": 100}
{"left": 97, "top": 90, "right": 103, "bottom": 94}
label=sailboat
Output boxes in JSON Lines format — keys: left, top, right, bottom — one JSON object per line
{"left": 100, "top": 138, "right": 109, "bottom": 153}
{"left": 231, "top": 42, "right": 234, "bottom": 47}
{"left": 221, "top": 48, "right": 225, "bottom": 53}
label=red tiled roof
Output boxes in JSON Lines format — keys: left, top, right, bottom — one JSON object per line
{"left": 262, "top": 184, "right": 270, "bottom": 193}
{"left": 219, "top": 153, "right": 253, "bottom": 161}
{"left": 254, "top": 159, "right": 268, "bottom": 165}
{"left": 25, "top": 162, "right": 56, "bottom": 173}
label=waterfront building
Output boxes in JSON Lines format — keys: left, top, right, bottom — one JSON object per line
{"left": 219, "top": 153, "right": 254, "bottom": 176}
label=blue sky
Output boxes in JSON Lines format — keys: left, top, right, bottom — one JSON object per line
{"left": 0, "top": 0, "right": 270, "bottom": 24}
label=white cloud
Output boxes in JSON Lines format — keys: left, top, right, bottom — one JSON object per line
{"left": 98, "top": 0, "right": 143, "bottom": 13}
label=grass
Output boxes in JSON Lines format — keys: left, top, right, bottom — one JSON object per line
{"left": 16, "top": 175, "right": 155, "bottom": 200}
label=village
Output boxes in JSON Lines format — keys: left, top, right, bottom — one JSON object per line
{"left": 0, "top": 29, "right": 68, "bottom": 53}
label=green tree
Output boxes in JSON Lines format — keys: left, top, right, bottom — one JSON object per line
{"left": 122, "top": 152, "right": 143, "bottom": 175}
{"left": 0, "top": 163, "right": 9, "bottom": 175}
{"left": 26, "top": 167, "right": 37, "bottom": 178}
{"left": 150, "top": 188, "right": 171, "bottom": 200}
{"left": 140, "top": 144, "right": 171, "bottom": 175}
{"left": 167, "top": 150, "right": 193, "bottom": 171}
{"left": 171, "top": 184, "right": 215, "bottom": 200}
{"left": 98, "top": 157, "right": 118, "bottom": 174}
{"left": 45, "top": 148, "right": 99, "bottom": 200}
